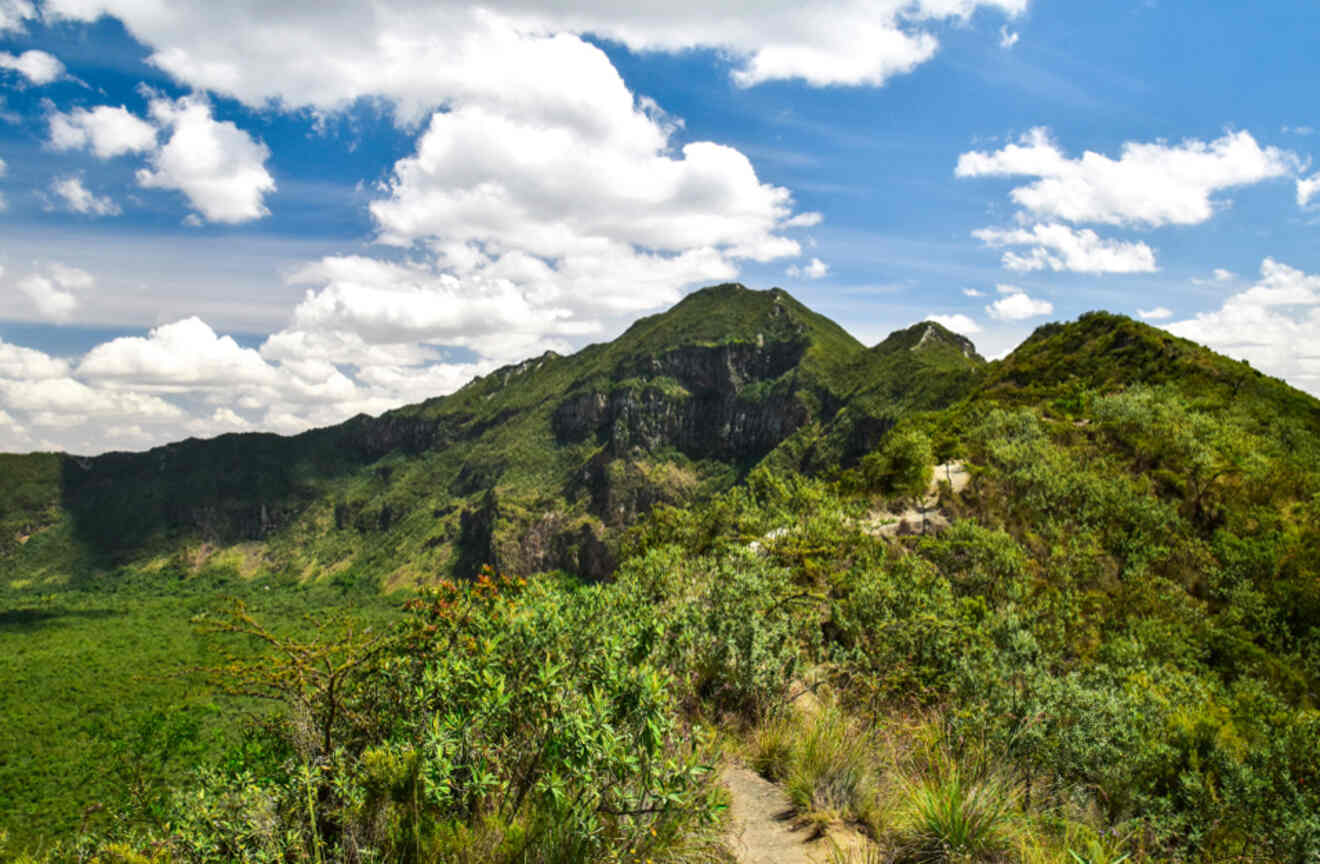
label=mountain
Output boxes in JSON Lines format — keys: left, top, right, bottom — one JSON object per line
{"left": 0, "top": 284, "right": 984, "bottom": 587}
{"left": 5, "top": 292, "right": 1318, "bottom": 591}
{"left": 8, "top": 288, "right": 1320, "bottom": 861}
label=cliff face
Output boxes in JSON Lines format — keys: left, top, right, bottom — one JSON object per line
{"left": 552, "top": 338, "right": 814, "bottom": 461}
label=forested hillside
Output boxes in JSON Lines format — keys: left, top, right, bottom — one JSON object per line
{"left": 2, "top": 288, "right": 1318, "bottom": 863}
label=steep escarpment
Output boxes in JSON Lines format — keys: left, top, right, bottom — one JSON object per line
{"left": 552, "top": 339, "right": 816, "bottom": 460}
{"left": 0, "top": 284, "right": 989, "bottom": 584}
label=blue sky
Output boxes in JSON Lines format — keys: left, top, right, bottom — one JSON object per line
{"left": 2, "top": 0, "right": 1319, "bottom": 454}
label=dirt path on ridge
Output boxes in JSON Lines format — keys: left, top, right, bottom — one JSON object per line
{"left": 720, "top": 762, "right": 874, "bottom": 862}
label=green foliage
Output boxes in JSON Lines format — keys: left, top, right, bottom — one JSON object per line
{"left": 891, "top": 761, "right": 1019, "bottom": 864}
{"left": 8, "top": 299, "right": 1320, "bottom": 862}
{"left": 859, "top": 428, "right": 934, "bottom": 500}
{"left": 782, "top": 707, "right": 878, "bottom": 823}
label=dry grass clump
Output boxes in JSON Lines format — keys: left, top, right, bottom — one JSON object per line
{"left": 747, "top": 703, "right": 1136, "bottom": 864}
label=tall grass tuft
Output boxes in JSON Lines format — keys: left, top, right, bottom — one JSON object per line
{"left": 784, "top": 706, "right": 880, "bottom": 825}
{"left": 889, "top": 758, "right": 1020, "bottom": 863}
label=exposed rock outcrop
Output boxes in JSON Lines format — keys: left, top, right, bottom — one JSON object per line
{"left": 553, "top": 339, "right": 817, "bottom": 462}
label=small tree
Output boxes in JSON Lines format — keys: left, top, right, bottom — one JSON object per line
{"left": 860, "top": 428, "right": 934, "bottom": 504}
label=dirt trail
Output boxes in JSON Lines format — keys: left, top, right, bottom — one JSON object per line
{"left": 862, "top": 460, "right": 969, "bottom": 538}
{"left": 721, "top": 682, "right": 876, "bottom": 863}
{"left": 721, "top": 764, "right": 816, "bottom": 864}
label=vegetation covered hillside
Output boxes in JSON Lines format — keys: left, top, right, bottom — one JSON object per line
{"left": 3, "top": 292, "right": 1319, "bottom": 863}
{"left": 0, "top": 284, "right": 983, "bottom": 589}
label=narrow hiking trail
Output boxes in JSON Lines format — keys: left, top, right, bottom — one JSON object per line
{"left": 720, "top": 764, "right": 818, "bottom": 864}
{"left": 720, "top": 684, "right": 876, "bottom": 863}
{"left": 721, "top": 764, "right": 873, "bottom": 864}
{"left": 719, "top": 465, "right": 976, "bottom": 862}
{"left": 862, "top": 460, "right": 970, "bottom": 538}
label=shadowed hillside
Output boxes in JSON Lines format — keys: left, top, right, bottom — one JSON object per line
{"left": 1, "top": 285, "right": 985, "bottom": 588}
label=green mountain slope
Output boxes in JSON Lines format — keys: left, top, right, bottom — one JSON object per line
{"left": 7, "top": 297, "right": 1316, "bottom": 594}
{"left": 978, "top": 310, "right": 1320, "bottom": 428}
{"left": 0, "top": 285, "right": 983, "bottom": 589}
{"left": 6, "top": 292, "right": 1320, "bottom": 860}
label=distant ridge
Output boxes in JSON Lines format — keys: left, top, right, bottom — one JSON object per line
{"left": 2, "top": 288, "right": 1317, "bottom": 588}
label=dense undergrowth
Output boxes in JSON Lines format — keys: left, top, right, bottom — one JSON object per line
{"left": 9, "top": 377, "right": 1318, "bottom": 863}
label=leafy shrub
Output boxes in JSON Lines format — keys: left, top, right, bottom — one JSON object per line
{"left": 860, "top": 429, "right": 934, "bottom": 500}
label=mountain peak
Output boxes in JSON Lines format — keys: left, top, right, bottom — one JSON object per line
{"left": 612, "top": 283, "right": 862, "bottom": 360}
{"left": 872, "top": 320, "right": 984, "bottom": 363}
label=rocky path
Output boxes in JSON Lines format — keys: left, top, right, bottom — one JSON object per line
{"left": 720, "top": 762, "right": 874, "bottom": 864}
{"left": 863, "top": 460, "right": 969, "bottom": 538}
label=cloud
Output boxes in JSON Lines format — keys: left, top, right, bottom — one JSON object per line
{"left": 315, "top": 70, "right": 807, "bottom": 354}
{"left": 79, "top": 316, "right": 277, "bottom": 387}
{"left": 925, "top": 313, "right": 982, "bottom": 335}
{"left": 50, "top": 175, "right": 121, "bottom": 215}
{"left": 999, "top": 26, "right": 1019, "bottom": 48}
{"left": 371, "top": 104, "right": 800, "bottom": 263}
{"left": 136, "top": 95, "right": 275, "bottom": 223}
{"left": 0, "top": 331, "right": 189, "bottom": 452}
{"left": 1298, "top": 173, "right": 1320, "bottom": 207}
{"left": 15, "top": 263, "right": 90, "bottom": 322}
{"left": 957, "top": 127, "right": 1298, "bottom": 228}
{"left": 962, "top": 288, "right": 985, "bottom": 297}
{"left": 1166, "top": 258, "right": 1320, "bottom": 395}
{"left": 48, "top": 104, "right": 158, "bottom": 158}
{"left": 43, "top": 1, "right": 1026, "bottom": 115}
{"left": 783, "top": 211, "right": 823, "bottom": 228}
{"left": 0, "top": 377, "right": 183, "bottom": 423}
{"left": 0, "top": 49, "right": 63, "bottom": 84}
{"left": 277, "top": 251, "right": 723, "bottom": 364}
{"left": 786, "top": 257, "right": 829, "bottom": 279}
{"left": 973, "top": 223, "right": 1158, "bottom": 273}
{"left": 0, "top": 307, "right": 496, "bottom": 453}
{"left": 1138, "top": 307, "right": 1172, "bottom": 320}
{"left": 986, "top": 289, "right": 1052, "bottom": 321}
{"left": 1191, "top": 267, "right": 1237, "bottom": 286}
{"left": 0, "top": 0, "right": 34, "bottom": 34}
{"left": 0, "top": 338, "right": 70, "bottom": 380}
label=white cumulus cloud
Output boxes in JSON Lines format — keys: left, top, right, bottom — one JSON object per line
{"left": 1166, "top": 258, "right": 1320, "bottom": 396}
{"left": 48, "top": 104, "right": 158, "bottom": 158}
{"left": 925, "top": 313, "right": 982, "bottom": 335}
{"left": 50, "top": 175, "right": 121, "bottom": 215}
{"left": 136, "top": 95, "right": 275, "bottom": 224}
{"left": 43, "top": 1, "right": 1026, "bottom": 115}
{"left": 957, "top": 127, "right": 1297, "bottom": 228}
{"left": 1138, "top": 307, "right": 1173, "bottom": 320}
{"left": 79, "top": 316, "right": 277, "bottom": 388}
{"left": 999, "top": 26, "right": 1019, "bottom": 48}
{"left": 0, "top": 338, "right": 70, "bottom": 380}
{"left": 973, "top": 223, "right": 1158, "bottom": 274}
{"left": 0, "top": 49, "right": 63, "bottom": 84}
{"left": 0, "top": 0, "right": 34, "bottom": 34}
{"left": 14, "top": 262, "right": 91, "bottom": 322}
{"left": 986, "top": 289, "right": 1052, "bottom": 321}
{"left": 786, "top": 258, "right": 829, "bottom": 279}
{"left": 1298, "top": 173, "right": 1320, "bottom": 207}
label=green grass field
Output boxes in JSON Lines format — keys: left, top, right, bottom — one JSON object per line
{"left": 0, "top": 567, "right": 401, "bottom": 849}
